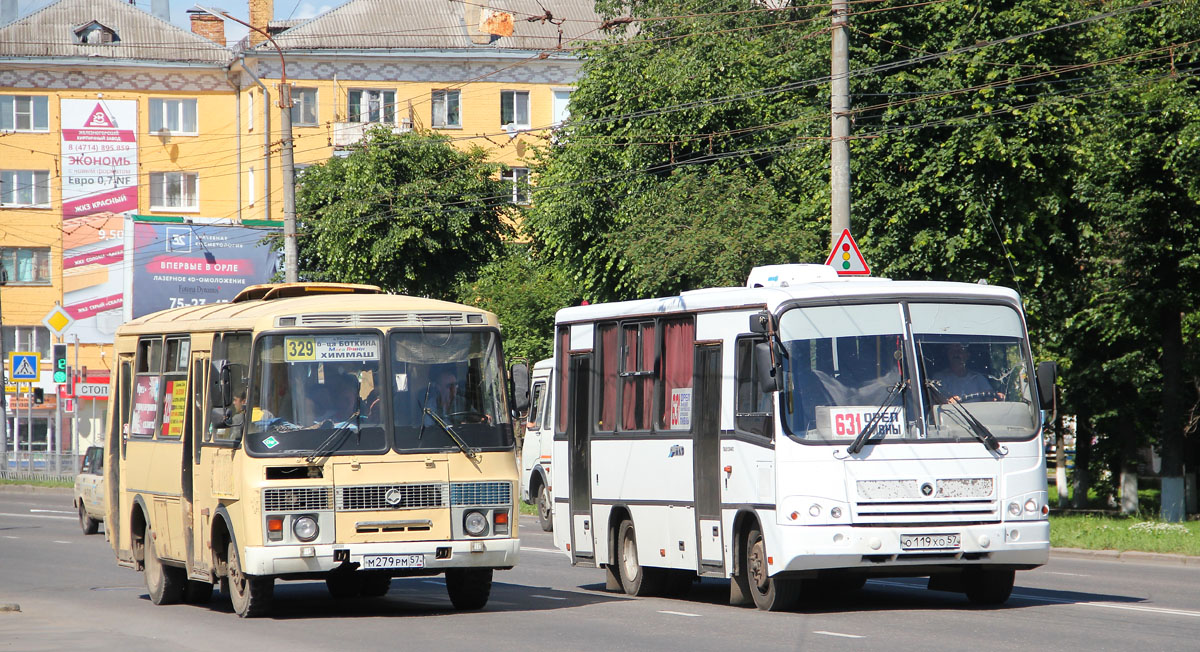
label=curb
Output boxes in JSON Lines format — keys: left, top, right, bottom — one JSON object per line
{"left": 1050, "top": 547, "right": 1200, "bottom": 566}
{"left": 0, "top": 484, "right": 73, "bottom": 496}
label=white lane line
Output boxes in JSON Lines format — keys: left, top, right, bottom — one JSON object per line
{"left": 2, "top": 535, "right": 17, "bottom": 539}
{"left": 422, "top": 580, "right": 444, "bottom": 586}
{"left": 0, "top": 512, "right": 74, "bottom": 521}
{"left": 658, "top": 610, "right": 701, "bottom": 617}
{"left": 814, "top": 631, "right": 865, "bottom": 639}
{"left": 1044, "top": 571, "right": 1089, "bottom": 577}
{"left": 530, "top": 594, "right": 566, "bottom": 601}
{"left": 520, "top": 546, "right": 563, "bottom": 554}
{"left": 874, "top": 579, "right": 1200, "bottom": 620}
{"left": 30, "top": 509, "right": 75, "bottom": 515}
{"left": 53, "top": 540, "right": 72, "bottom": 544}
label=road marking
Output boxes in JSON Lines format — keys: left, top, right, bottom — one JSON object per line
{"left": 30, "top": 509, "right": 74, "bottom": 515}
{"left": 814, "top": 631, "right": 864, "bottom": 639}
{"left": 53, "top": 540, "right": 72, "bottom": 544}
{"left": 520, "top": 546, "right": 562, "bottom": 554}
{"left": 658, "top": 610, "right": 700, "bottom": 617}
{"left": 0, "top": 512, "right": 74, "bottom": 521}
{"left": 1044, "top": 571, "right": 1089, "bottom": 577}
{"left": 530, "top": 594, "right": 566, "bottom": 601}
{"left": 2, "top": 536, "right": 17, "bottom": 539}
{"left": 422, "top": 580, "right": 444, "bottom": 586}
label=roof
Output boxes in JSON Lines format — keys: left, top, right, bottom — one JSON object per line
{"left": 555, "top": 279, "right": 1023, "bottom": 324}
{"left": 266, "top": 0, "right": 603, "bottom": 52}
{"left": 0, "top": 0, "right": 231, "bottom": 65}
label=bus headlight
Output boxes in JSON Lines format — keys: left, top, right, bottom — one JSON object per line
{"left": 292, "top": 515, "right": 319, "bottom": 542}
{"left": 464, "top": 510, "right": 489, "bottom": 537}
{"left": 1024, "top": 499, "right": 1038, "bottom": 514}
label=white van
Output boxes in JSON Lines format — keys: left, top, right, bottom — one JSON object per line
{"left": 520, "top": 359, "right": 554, "bottom": 531}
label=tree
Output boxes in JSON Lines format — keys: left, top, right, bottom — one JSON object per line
{"left": 295, "top": 128, "right": 512, "bottom": 298}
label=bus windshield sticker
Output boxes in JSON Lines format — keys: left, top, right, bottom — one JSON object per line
{"left": 263, "top": 435, "right": 280, "bottom": 449}
{"left": 669, "top": 388, "right": 692, "bottom": 429}
{"left": 285, "top": 335, "right": 380, "bottom": 362}
{"left": 829, "top": 406, "right": 905, "bottom": 438}
{"left": 395, "top": 373, "right": 408, "bottom": 391}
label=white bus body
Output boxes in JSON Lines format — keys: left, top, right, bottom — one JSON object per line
{"left": 550, "top": 265, "right": 1053, "bottom": 610}
{"left": 520, "top": 359, "right": 555, "bottom": 531}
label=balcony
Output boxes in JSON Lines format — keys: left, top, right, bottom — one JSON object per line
{"left": 332, "top": 119, "right": 412, "bottom": 149}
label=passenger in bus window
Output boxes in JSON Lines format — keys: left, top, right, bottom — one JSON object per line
{"left": 932, "top": 343, "right": 1000, "bottom": 403}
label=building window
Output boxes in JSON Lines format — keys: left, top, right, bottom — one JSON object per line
{"left": 149, "top": 98, "right": 198, "bottom": 135}
{"left": 248, "top": 91, "right": 254, "bottom": 131}
{"left": 149, "top": 172, "right": 199, "bottom": 210}
{"left": 248, "top": 166, "right": 255, "bottom": 207}
{"left": 431, "top": 90, "right": 461, "bottom": 128}
{"left": 0, "top": 95, "right": 49, "bottom": 132}
{"left": 502, "top": 167, "right": 530, "bottom": 205}
{"left": 348, "top": 89, "right": 395, "bottom": 124}
{"left": 500, "top": 90, "right": 530, "bottom": 129}
{"left": 2, "top": 326, "right": 53, "bottom": 359}
{"left": 0, "top": 170, "right": 51, "bottom": 207}
{"left": 292, "top": 88, "right": 318, "bottom": 126}
{"left": 0, "top": 248, "right": 52, "bottom": 285}
{"left": 552, "top": 89, "right": 571, "bottom": 126}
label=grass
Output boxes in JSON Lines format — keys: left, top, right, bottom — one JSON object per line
{"left": 518, "top": 501, "right": 537, "bottom": 516}
{"left": 1051, "top": 514, "right": 1200, "bottom": 556}
{"left": 0, "top": 477, "right": 72, "bottom": 489}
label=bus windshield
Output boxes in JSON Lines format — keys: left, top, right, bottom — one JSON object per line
{"left": 777, "top": 302, "right": 1038, "bottom": 444}
{"left": 245, "top": 333, "right": 388, "bottom": 456}
{"left": 389, "top": 329, "right": 512, "bottom": 453}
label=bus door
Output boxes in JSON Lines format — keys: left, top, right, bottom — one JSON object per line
{"left": 108, "top": 353, "right": 134, "bottom": 565}
{"left": 567, "top": 354, "right": 594, "bottom": 559}
{"left": 183, "top": 350, "right": 207, "bottom": 578}
{"left": 693, "top": 344, "right": 724, "bottom": 572}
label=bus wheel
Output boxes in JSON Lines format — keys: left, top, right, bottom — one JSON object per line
{"left": 617, "top": 519, "right": 664, "bottom": 596}
{"left": 963, "top": 567, "right": 1014, "bottom": 606}
{"left": 445, "top": 568, "right": 492, "bottom": 610}
{"left": 144, "top": 524, "right": 185, "bottom": 605}
{"left": 226, "top": 541, "right": 274, "bottom": 617}
{"left": 184, "top": 580, "right": 214, "bottom": 604}
{"left": 537, "top": 484, "right": 554, "bottom": 532}
{"left": 745, "top": 526, "right": 799, "bottom": 611}
{"left": 78, "top": 503, "right": 99, "bottom": 535}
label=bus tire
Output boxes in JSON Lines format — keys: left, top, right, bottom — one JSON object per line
{"left": 184, "top": 580, "right": 214, "bottom": 604}
{"left": 445, "top": 568, "right": 492, "bottom": 610}
{"left": 144, "top": 524, "right": 185, "bottom": 605}
{"left": 78, "top": 503, "right": 99, "bottom": 535}
{"left": 537, "top": 484, "right": 553, "bottom": 532}
{"left": 226, "top": 541, "right": 274, "bottom": 617}
{"left": 617, "top": 519, "right": 664, "bottom": 596}
{"left": 963, "top": 567, "right": 1014, "bottom": 606}
{"left": 745, "top": 526, "right": 799, "bottom": 611}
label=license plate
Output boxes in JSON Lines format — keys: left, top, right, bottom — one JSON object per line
{"left": 361, "top": 554, "right": 425, "bottom": 569}
{"left": 900, "top": 533, "right": 961, "bottom": 551}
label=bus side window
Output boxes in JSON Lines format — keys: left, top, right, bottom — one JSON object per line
{"left": 209, "top": 332, "right": 252, "bottom": 443}
{"left": 159, "top": 337, "right": 190, "bottom": 439}
{"left": 735, "top": 336, "right": 774, "bottom": 439}
{"left": 130, "top": 338, "right": 164, "bottom": 439}
{"left": 528, "top": 381, "right": 545, "bottom": 428}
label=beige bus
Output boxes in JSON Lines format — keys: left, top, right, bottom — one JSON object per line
{"left": 104, "top": 283, "right": 525, "bottom": 617}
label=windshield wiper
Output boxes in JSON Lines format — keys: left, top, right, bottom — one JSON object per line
{"left": 303, "top": 403, "right": 362, "bottom": 465}
{"left": 847, "top": 380, "right": 907, "bottom": 455}
{"left": 423, "top": 408, "right": 482, "bottom": 469}
{"left": 925, "top": 381, "right": 1004, "bottom": 454}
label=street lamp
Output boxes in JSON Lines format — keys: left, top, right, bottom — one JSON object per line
{"left": 194, "top": 5, "right": 299, "bottom": 283}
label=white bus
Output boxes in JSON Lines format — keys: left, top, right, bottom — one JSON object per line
{"left": 550, "top": 265, "right": 1056, "bottom": 610}
{"left": 519, "top": 359, "right": 555, "bottom": 531}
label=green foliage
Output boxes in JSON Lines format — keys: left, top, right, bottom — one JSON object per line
{"left": 295, "top": 128, "right": 512, "bottom": 298}
{"left": 457, "top": 244, "right": 584, "bottom": 362}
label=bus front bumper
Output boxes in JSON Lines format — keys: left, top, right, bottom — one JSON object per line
{"left": 242, "top": 538, "right": 520, "bottom": 577}
{"left": 774, "top": 521, "right": 1050, "bottom": 574}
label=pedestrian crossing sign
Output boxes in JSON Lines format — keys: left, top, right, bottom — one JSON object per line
{"left": 9, "top": 353, "right": 40, "bottom": 381}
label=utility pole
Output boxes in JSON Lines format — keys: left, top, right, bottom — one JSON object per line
{"left": 830, "top": 0, "right": 851, "bottom": 246}
{"left": 0, "top": 267, "right": 7, "bottom": 466}
{"left": 197, "top": 6, "right": 298, "bottom": 282}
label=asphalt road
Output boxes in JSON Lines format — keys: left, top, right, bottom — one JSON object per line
{"left": 1, "top": 486, "right": 1198, "bottom": 651}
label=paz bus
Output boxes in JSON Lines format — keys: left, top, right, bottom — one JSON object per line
{"left": 104, "top": 283, "right": 525, "bottom": 617}
{"left": 550, "top": 264, "right": 1056, "bottom": 610}
{"left": 519, "top": 359, "right": 555, "bottom": 532}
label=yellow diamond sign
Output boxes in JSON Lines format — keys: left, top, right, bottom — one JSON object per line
{"left": 42, "top": 304, "right": 75, "bottom": 337}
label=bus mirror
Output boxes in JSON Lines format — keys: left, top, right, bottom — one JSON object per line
{"left": 1036, "top": 361, "right": 1057, "bottom": 411}
{"left": 216, "top": 362, "right": 233, "bottom": 408}
{"left": 754, "top": 342, "right": 780, "bottom": 393}
{"left": 749, "top": 310, "right": 770, "bottom": 334}
{"left": 511, "top": 363, "right": 530, "bottom": 415}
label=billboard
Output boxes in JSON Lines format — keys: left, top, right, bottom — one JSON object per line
{"left": 60, "top": 99, "right": 138, "bottom": 219}
{"left": 128, "top": 221, "right": 280, "bottom": 318}
{"left": 61, "top": 212, "right": 127, "bottom": 343}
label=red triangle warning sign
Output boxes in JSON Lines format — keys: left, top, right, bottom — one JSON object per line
{"left": 83, "top": 103, "right": 115, "bottom": 128}
{"left": 824, "top": 229, "right": 871, "bottom": 276}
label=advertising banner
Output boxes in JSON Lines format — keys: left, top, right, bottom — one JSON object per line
{"left": 61, "top": 212, "right": 127, "bottom": 343}
{"left": 129, "top": 221, "right": 280, "bottom": 318}
{"left": 60, "top": 99, "right": 138, "bottom": 219}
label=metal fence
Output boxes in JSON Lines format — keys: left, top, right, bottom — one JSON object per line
{"left": 0, "top": 452, "right": 80, "bottom": 483}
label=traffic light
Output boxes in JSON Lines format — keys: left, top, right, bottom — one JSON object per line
{"left": 33, "top": 387, "right": 44, "bottom": 404}
{"left": 53, "top": 344, "right": 68, "bottom": 384}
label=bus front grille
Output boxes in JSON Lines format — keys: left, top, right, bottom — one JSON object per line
{"left": 263, "top": 487, "right": 334, "bottom": 512}
{"left": 450, "top": 481, "right": 512, "bottom": 506}
{"left": 336, "top": 483, "right": 448, "bottom": 511}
